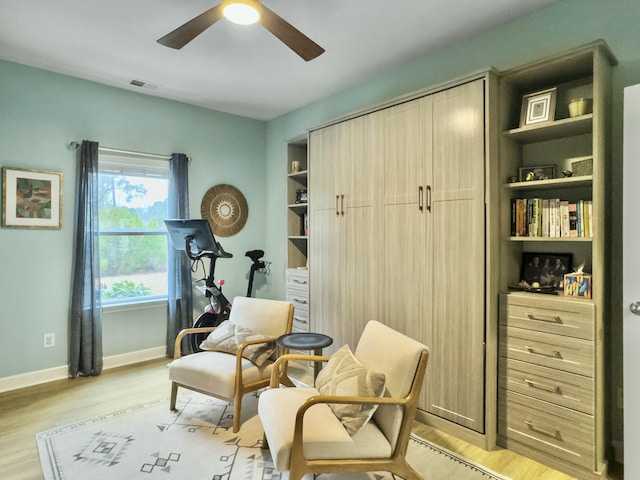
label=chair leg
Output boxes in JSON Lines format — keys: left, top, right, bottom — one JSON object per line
{"left": 170, "top": 382, "right": 178, "bottom": 411}
{"left": 390, "top": 461, "right": 422, "bottom": 480}
{"left": 232, "top": 398, "right": 241, "bottom": 433}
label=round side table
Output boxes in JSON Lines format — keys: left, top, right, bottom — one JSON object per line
{"left": 277, "top": 332, "right": 333, "bottom": 379}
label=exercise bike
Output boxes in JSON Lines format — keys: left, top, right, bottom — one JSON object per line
{"left": 165, "top": 219, "right": 269, "bottom": 352}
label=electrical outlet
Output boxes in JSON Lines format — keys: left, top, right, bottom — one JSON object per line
{"left": 44, "top": 332, "right": 55, "bottom": 348}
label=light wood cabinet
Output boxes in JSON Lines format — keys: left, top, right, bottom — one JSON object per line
{"left": 381, "top": 81, "right": 487, "bottom": 432}
{"left": 309, "top": 114, "right": 381, "bottom": 353}
{"left": 497, "top": 41, "right": 615, "bottom": 478}
{"left": 499, "top": 292, "right": 600, "bottom": 477}
{"left": 309, "top": 75, "right": 497, "bottom": 445}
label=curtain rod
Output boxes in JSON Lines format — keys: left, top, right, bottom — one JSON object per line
{"left": 68, "top": 141, "right": 174, "bottom": 160}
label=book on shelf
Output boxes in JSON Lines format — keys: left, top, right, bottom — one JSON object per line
{"left": 560, "top": 200, "right": 570, "bottom": 237}
{"left": 568, "top": 202, "right": 578, "bottom": 237}
{"left": 510, "top": 197, "right": 592, "bottom": 238}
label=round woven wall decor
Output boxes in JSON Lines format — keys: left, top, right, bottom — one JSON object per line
{"left": 200, "top": 184, "right": 248, "bottom": 237}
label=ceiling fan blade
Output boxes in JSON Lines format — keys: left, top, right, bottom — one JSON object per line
{"left": 157, "top": 4, "right": 224, "bottom": 49}
{"left": 258, "top": 4, "right": 325, "bottom": 61}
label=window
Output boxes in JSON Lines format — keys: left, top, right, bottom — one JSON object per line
{"left": 98, "top": 154, "right": 169, "bottom": 305}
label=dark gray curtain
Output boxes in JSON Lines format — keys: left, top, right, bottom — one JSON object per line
{"left": 69, "top": 140, "right": 103, "bottom": 377}
{"left": 166, "top": 153, "right": 192, "bottom": 357}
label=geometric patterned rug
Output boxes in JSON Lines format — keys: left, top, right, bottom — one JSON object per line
{"left": 37, "top": 390, "right": 510, "bottom": 480}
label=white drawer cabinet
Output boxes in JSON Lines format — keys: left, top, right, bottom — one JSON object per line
{"left": 285, "top": 269, "right": 309, "bottom": 334}
{"left": 498, "top": 292, "right": 600, "bottom": 478}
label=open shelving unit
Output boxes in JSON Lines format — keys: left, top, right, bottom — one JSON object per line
{"left": 497, "top": 41, "right": 615, "bottom": 479}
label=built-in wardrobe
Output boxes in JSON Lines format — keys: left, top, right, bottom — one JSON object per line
{"left": 308, "top": 72, "right": 500, "bottom": 449}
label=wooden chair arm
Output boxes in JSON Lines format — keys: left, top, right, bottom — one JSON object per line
{"left": 269, "top": 353, "right": 329, "bottom": 387}
{"left": 292, "top": 394, "right": 411, "bottom": 451}
{"left": 231, "top": 336, "right": 281, "bottom": 388}
{"left": 173, "top": 326, "right": 215, "bottom": 359}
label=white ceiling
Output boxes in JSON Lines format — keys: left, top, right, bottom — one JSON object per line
{"left": 0, "top": 0, "right": 562, "bottom": 120}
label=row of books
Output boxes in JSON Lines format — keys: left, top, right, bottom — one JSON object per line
{"left": 511, "top": 198, "right": 593, "bottom": 238}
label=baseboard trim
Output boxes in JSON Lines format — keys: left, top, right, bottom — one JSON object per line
{"left": 0, "top": 346, "right": 166, "bottom": 393}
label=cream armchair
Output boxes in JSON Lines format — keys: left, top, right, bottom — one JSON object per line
{"left": 168, "top": 296, "right": 294, "bottom": 433}
{"left": 258, "top": 320, "right": 429, "bottom": 480}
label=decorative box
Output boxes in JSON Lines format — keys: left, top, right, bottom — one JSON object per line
{"left": 564, "top": 273, "right": 592, "bottom": 299}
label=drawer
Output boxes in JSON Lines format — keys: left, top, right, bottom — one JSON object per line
{"left": 500, "top": 293, "right": 595, "bottom": 340}
{"left": 292, "top": 315, "right": 310, "bottom": 333}
{"left": 499, "top": 326, "right": 593, "bottom": 377}
{"left": 286, "top": 291, "right": 309, "bottom": 315}
{"left": 498, "top": 389, "right": 594, "bottom": 468}
{"left": 499, "top": 357, "right": 593, "bottom": 414}
{"left": 286, "top": 269, "right": 309, "bottom": 293}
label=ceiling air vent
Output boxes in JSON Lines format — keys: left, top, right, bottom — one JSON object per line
{"left": 128, "top": 79, "right": 160, "bottom": 90}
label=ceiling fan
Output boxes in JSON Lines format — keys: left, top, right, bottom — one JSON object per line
{"left": 157, "top": 0, "right": 325, "bottom": 61}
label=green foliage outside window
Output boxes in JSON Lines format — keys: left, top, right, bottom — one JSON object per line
{"left": 98, "top": 173, "right": 169, "bottom": 301}
{"left": 102, "top": 280, "right": 152, "bottom": 300}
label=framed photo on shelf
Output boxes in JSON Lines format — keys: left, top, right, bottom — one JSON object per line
{"left": 520, "top": 252, "right": 573, "bottom": 290}
{"left": 518, "top": 165, "right": 556, "bottom": 182}
{"left": 520, "top": 87, "right": 557, "bottom": 126}
{"left": 2, "top": 167, "right": 62, "bottom": 229}
{"left": 571, "top": 157, "right": 593, "bottom": 176}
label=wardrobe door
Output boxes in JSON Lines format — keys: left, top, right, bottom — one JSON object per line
{"left": 427, "top": 79, "right": 486, "bottom": 432}
{"left": 309, "top": 123, "right": 345, "bottom": 211}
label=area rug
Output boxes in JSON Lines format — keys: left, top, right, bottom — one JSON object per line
{"left": 37, "top": 391, "right": 510, "bottom": 480}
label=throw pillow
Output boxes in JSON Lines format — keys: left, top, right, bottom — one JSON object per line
{"left": 199, "top": 321, "right": 276, "bottom": 367}
{"left": 315, "top": 344, "right": 386, "bottom": 435}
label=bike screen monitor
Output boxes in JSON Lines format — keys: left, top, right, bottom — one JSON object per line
{"left": 164, "top": 219, "right": 228, "bottom": 257}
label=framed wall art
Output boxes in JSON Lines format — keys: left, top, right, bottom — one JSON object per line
{"left": 2, "top": 167, "right": 62, "bottom": 229}
{"left": 520, "top": 87, "right": 557, "bottom": 126}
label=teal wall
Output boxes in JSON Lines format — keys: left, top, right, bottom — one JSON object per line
{"left": 264, "top": 0, "right": 640, "bottom": 457}
{"left": 1, "top": 0, "right": 638, "bottom": 454}
{"left": 0, "top": 60, "right": 268, "bottom": 377}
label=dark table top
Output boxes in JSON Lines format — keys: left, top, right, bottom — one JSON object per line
{"left": 277, "top": 332, "right": 333, "bottom": 350}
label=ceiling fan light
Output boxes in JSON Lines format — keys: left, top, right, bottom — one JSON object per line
{"left": 223, "top": 2, "right": 260, "bottom": 25}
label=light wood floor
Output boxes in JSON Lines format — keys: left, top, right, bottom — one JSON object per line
{"left": 0, "top": 358, "right": 623, "bottom": 480}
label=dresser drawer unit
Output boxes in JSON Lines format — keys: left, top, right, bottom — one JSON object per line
{"left": 498, "top": 357, "right": 594, "bottom": 414}
{"left": 286, "top": 269, "right": 309, "bottom": 293}
{"left": 499, "top": 326, "right": 593, "bottom": 376}
{"left": 500, "top": 293, "right": 595, "bottom": 340}
{"left": 499, "top": 390, "right": 594, "bottom": 468}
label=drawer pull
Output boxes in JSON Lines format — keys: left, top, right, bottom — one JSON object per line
{"left": 525, "top": 345, "right": 562, "bottom": 358}
{"left": 526, "top": 312, "right": 562, "bottom": 323}
{"left": 295, "top": 318, "right": 309, "bottom": 325}
{"left": 524, "top": 378, "right": 561, "bottom": 393}
{"left": 291, "top": 279, "right": 308, "bottom": 285}
{"left": 292, "top": 298, "right": 308, "bottom": 305}
{"left": 524, "top": 420, "right": 561, "bottom": 439}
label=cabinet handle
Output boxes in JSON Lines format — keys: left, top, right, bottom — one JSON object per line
{"left": 426, "top": 185, "right": 432, "bottom": 212}
{"left": 526, "top": 313, "right": 562, "bottom": 323}
{"left": 335, "top": 195, "right": 340, "bottom": 216}
{"left": 341, "top": 194, "right": 345, "bottom": 216}
{"left": 524, "top": 420, "right": 560, "bottom": 439}
{"left": 525, "top": 345, "right": 562, "bottom": 358}
{"left": 292, "top": 298, "right": 308, "bottom": 305}
{"left": 418, "top": 186, "right": 424, "bottom": 211}
{"left": 524, "top": 378, "right": 561, "bottom": 393}
{"left": 292, "top": 279, "right": 308, "bottom": 285}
